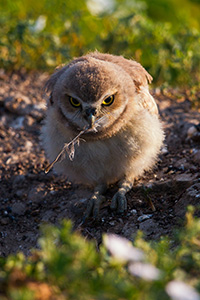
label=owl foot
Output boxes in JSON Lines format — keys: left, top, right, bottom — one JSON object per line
{"left": 110, "top": 191, "right": 127, "bottom": 214}
{"left": 83, "top": 184, "right": 107, "bottom": 221}
{"left": 110, "top": 179, "right": 133, "bottom": 214}
{"left": 84, "top": 194, "right": 105, "bottom": 220}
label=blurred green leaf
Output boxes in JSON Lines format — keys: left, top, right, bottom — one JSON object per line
{"left": 0, "top": 0, "right": 200, "bottom": 87}
{"left": 0, "top": 208, "right": 200, "bottom": 299}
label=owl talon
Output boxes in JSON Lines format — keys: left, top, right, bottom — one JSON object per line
{"left": 110, "top": 192, "right": 127, "bottom": 214}
{"left": 84, "top": 195, "right": 105, "bottom": 219}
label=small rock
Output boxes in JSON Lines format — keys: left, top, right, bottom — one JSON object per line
{"left": 174, "top": 173, "right": 196, "bottom": 184}
{"left": 15, "top": 189, "right": 26, "bottom": 198}
{"left": 109, "top": 221, "right": 116, "bottom": 226}
{"left": 174, "top": 158, "right": 187, "bottom": 171}
{"left": 4, "top": 94, "right": 32, "bottom": 115}
{"left": 130, "top": 209, "right": 137, "bottom": 215}
{"left": 187, "top": 125, "right": 200, "bottom": 142}
{"left": 24, "top": 140, "right": 33, "bottom": 152}
{"left": 27, "top": 184, "right": 47, "bottom": 203}
{"left": 13, "top": 175, "right": 26, "bottom": 186}
{"left": 192, "top": 150, "right": 200, "bottom": 164}
{"left": 11, "top": 116, "right": 25, "bottom": 129}
{"left": 12, "top": 202, "right": 26, "bottom": 215}
{"left": 6, "top": 154, "right": 19, "bottom": 165}
{"left": 23, "top": 115, "right": 35, "bottom": 127}
{"left": 0, "top": 218, "right": 9, "bottom": 225}
{"left": 30, "top": 109, "right": 44, "bottom": 121}
{"left": 161, "top": 146, "right": 168, "bottom": 155}
{"left": 33, "top": 103, "right": 46, "bottom": 110}
{"left": 41, "top": 210, "right": 55, "bottom": 222}
{"left": 139, "top": 219, "right": 159, "bottom": 235}
{"left": 174, "top": 183, "right": 200, "bottom": 218}
{"left": 137, "top": 214, "right": 153, "bottom": 222}
{"left": 187, "top": 126, "right": 197, "bottom": 138}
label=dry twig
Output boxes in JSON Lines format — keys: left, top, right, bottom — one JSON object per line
{"left": 45, "top": 117, "right": 105, "bottom": 174}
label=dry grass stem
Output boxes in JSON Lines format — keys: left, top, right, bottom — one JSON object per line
{"left": 45, "top": 116, "right": 105, "bottom": 174}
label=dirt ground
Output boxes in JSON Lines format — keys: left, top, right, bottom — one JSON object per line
{"left": 0, "top": 71, "right": 200, "bottom": 256}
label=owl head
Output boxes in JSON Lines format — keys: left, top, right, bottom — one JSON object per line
{"left": 45, "top": 52, "right": 152, "bottom": 139}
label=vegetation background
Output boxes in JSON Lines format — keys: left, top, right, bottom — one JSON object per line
{"left": 1, "top": 0, "right": 200, "bottom": 86}
{"left": 1, "top": 0, "right": 200, "bottom": 299}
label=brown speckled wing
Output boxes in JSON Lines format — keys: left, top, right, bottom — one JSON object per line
{"left": 137, "top": 86, "right": 158, "bottom": 115}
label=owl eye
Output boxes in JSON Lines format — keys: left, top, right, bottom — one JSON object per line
{"left": 69, "top": 96, "right": 81, "bottom": 108}
{"left": 102, "top": 95, "right": 115, "bottom": 106}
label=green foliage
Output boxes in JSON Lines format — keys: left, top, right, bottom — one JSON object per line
{"left": 0, "top": 207, "right": 200, "bottom": 299}
{"left": 0, "top": 0, "right": 200, "bottom": 87}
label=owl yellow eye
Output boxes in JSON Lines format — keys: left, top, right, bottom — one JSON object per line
{"left": 102, "top": 95, "right": 115, "bottom": 106}
{"left": 69, "top": 96, "right": 81, "bottom": 107}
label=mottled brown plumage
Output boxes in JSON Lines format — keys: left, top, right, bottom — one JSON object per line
{"left": 42, "top": 52, "right": 164, "bottom": 218}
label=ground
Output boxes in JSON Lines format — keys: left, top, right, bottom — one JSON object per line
{"left": 0, "top": 71, "right": 200, "bottom": 256}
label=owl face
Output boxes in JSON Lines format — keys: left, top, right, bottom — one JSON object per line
{"left": 51, "top": 58, "right": 136, "bottom": 136}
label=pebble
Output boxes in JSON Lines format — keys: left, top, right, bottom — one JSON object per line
{"left": 30, "top": 109, "right": 44, "bottom": 121}
{"left": 24, "top": 140, "right": 33, "bottom": 152}
{"left": 174, "top": 173, "right": 195, "bottom": 183}
{"left": 161, "top": 146, "right": 168, "bottom": 155}
{"left": 174, "top": 158, "right": 187, "bottom": 171}
{"left": 5, "top": 154, "right": 19, "bottom": 165}
{"left": 24, "top": 115, "right": 35, "bottom": 126}
{"left": 139, "top": 219, "right": 158, "bottom": 235}
{"left": 109, "top": 221, "right": 116, "bottom": 226}
{"left": 12, "top": 202, "right": 26, "bottom": 215}
{"left": 11, "top": 116, "right": 25, "bottom": 129}
{"left": 4, "top": 95, "right": 32, "bottom": 115}
{"left": 4, "top": 94, "right": 45, "bottom": 121}
{"left": 187, "top": 125, "right": 197, "bottom": 138}
{"left": 137, "top": 214, "right": 153, "bottom": 222}
{"left": 130, "top": 209, "right": 137, "bottom": 215}
{"left": 15, "top": 189, "right": 26, "bottom": 198}
{"left": 187, "top": 125, "right": 200, "bottom": 142}
{"left": 174, "top": 183, "right": 200, "bottom": 218}
{"left": 27, "top": 184, "right": 47, "bottom": 203}
{"left": 41, "top": 210, "right": 55, "bottom": 222}
{"left": 0, "top": 218, "right": 9, "bottom": 225}
{"left": 192, "top": 149, "right": 200, "bottom": 164}
{"left": 13, "top": 175, "right": 26, "bottom": 186}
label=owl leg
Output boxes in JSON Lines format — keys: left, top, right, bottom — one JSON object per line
{"left": 84, "top": 184, "right": 107, "bottom": 220}
{"left": 110, "top": 179, "right": 133, "bottom": 214}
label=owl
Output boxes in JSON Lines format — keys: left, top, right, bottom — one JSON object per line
{"left": 41, "top": 52, "right": 164, "bottom": 219}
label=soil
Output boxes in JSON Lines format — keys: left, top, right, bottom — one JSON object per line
{"left": 0, "top": 71, "right": 200, "bottom": 256}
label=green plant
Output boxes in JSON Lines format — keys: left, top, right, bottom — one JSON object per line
{"left": 0, "top": 207, "right": 200, "bottom": 300}
{"left": 1, "top": 0, "right": 200, "bottom": 88}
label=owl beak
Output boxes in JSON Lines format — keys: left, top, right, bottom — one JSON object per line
{"left": 84, "top": 107, "right": 97, "bottom": 129}
{"left": 87, "top": 114, "right": 95, "bottom": 129}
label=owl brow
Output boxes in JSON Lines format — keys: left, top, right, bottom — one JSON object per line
{"left": 63, "top": 92, "right": 81, "bottom": 102}
{"left": 102, "top": 91, "right": 118, "bottom": 100}
{"left": 67, "top": 93, "right": 78, "bottom": 99}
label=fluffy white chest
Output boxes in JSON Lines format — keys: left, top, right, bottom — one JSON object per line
{"left": 53, "top": 130, "right": 139, "bottom": 186}
{"left": 42, "top": 107, "right": 163, "bottom": 187}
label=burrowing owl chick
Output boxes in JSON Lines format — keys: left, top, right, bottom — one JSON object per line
{"left": 41, "top": 52, "right": 164, "bottom": 218}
